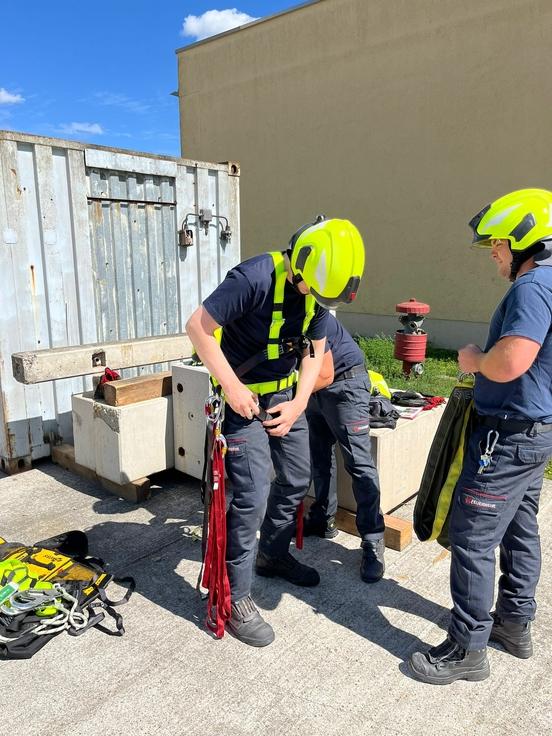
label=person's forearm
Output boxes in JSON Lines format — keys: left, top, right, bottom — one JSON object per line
{"left": 479, "top": 342, "right": 527, "bottom": 383}
{"left": 312, "top": 373, "right": 333, "bottom": 392}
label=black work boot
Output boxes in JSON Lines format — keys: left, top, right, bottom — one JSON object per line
{"left": 226, "top": 595, "right": 275, "bottom": 647}
{"left": 256, "top": 550, "right": 320, "bottom": 587}
{"left": 489, "top": 613, "right": 533, "bottom": 659}
{"left": 409, "top": 637, "right": 490, "bottom": 685}
{"left": 360, "top": 538, "right": 385, "bottom": 583}
{"left": 303, "top": 515, "right": 339, "bottom": 539}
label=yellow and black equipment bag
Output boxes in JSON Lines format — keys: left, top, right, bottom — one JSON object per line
{"left": 0, "top": 531, "right": 134, "bottom": 660}
{"left": 413, "top": 374, "right": 475, "bottom": 549}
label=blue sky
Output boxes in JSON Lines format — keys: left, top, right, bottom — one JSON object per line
{"left": 0, "top": 1, "right": 303, "bottom": 156}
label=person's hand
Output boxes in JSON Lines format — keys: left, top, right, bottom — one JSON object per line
{"left": 223, "top": 382, "right": 259, "bottom": 420}
{"left": 458, "top": 344, "right": 483, "bottom": 374}
{"left": 262, "top": 399, "right": 303, "bottom": 437}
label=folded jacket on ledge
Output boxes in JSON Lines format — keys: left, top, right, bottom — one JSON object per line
{"left": 369, "top": 396, "right": 400, "bottom": 429}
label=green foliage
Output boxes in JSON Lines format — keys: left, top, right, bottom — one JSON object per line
{"left": 545, "top": 461, "right": 552, "bottom": 480}
{"left": 355, "top": 334, "right": 458, "bottom": 397}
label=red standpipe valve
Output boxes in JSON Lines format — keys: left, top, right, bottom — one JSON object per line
{"left": 394, "top": 298, "right": 430, "bottom": 377}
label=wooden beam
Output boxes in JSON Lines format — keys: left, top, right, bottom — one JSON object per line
{"left": 12, "top": 334, "right": 193, "bottom": 384}
{"left": 102, "top": 371, "right": 172, "bottom": 406}
{"left": 302, "top": 496, "right": 412, "bottom": 552}
{"left": 51, "top": 444, "right": 151, "bottom": 503}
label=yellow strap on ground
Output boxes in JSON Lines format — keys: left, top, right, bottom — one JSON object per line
{"left": 429, "top": 398, "right": 474, "bottom": 541}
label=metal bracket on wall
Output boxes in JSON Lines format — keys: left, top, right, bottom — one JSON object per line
{"left": 178, "top": 209, "right": 232, "bottom": 246}
{"left": 92, "top": 350, "right": 106, "bottom": 368}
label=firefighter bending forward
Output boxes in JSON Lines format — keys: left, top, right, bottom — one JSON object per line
{"left": 186, "top": 216, "right": 365, "bottom": 647}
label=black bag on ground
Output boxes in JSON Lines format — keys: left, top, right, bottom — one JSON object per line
{"left": 0, "top": 531, "right": 134, "bottom": 660}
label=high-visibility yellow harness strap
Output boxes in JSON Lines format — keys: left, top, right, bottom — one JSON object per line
{"left": 211, "top": 251, "right": 316, "bottom": 396}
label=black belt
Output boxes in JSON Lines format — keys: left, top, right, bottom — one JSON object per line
{"left": 477, "top": 414, "right": 552, "bottom": 435}
{"left": 333, "top": 365, "right": 366, "bottom": 383}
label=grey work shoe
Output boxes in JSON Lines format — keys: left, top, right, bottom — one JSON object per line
{"left": 360, "top": 538, "right": 385, "bottom": 583}
{"left": 256, "top": 550, "right": 320, "bottom": 587}
{"left": 226, "top": 595, "right": 275, "bottom": 647}
{"left": 409, "top": 637, "right": 490, "bottom": 685}
{"left": 489, "top": 613, "right": 533, "bottom": 659}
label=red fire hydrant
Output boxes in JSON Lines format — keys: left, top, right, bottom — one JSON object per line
{"left": 394, "top": 298, "right": 431, "bottom": 377}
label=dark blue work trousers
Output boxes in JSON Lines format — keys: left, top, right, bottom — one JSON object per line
{"left": 306, "top": 372, "right": 385, "bottom": 540}
{"left": 448, "top": 422, "right": 552, "bottom": 650}
{"left": 223, "top": 387, "right": 311, "bottom": 602}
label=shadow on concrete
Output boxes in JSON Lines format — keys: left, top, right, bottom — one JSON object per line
{"left": 36, "top": 462, "right": 450, "bottom": 656}
{"left": 37, "top": 463, "right": 210, "bottom": 634}
{"left": 254, "top": 537, "right": 450, "bottom": 661}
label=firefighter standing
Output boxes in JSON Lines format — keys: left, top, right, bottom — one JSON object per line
{"left": 304, "top": 314, "right": 386, "bottom": 582}
{"left": 186, "top": 217, "right": 365, "bottom": 647}
{"left": 410, "top": 189, "right": 552, "bottom": 684}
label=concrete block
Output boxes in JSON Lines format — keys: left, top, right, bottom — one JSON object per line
{"left": 172, "top": 362, "right": 211, "bottom": 480}
{"left": 72, "top": 391, "right": 174, "bottom": 485}
{"left": 336, "top": 404, "right": 446, "bottom": 514}
{"left": 72, "top": 393, "right": 96, "bottom": 470}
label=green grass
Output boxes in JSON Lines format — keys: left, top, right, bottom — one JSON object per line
{"left": 356, "top": 334, "right": 458, "bottom": 397}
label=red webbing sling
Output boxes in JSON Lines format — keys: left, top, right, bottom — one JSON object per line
{"left": 295, "top": 501, "right": 304, "bottom": 550}
{"left": 201, "top": 395, "right": 231, "bottom": 638}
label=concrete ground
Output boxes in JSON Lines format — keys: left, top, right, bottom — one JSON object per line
{"left": 0, "top": 462, "right": 551, "bottom": 736}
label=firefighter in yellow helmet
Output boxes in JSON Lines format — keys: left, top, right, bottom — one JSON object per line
{"left": 186, "top": 215, "right": 364, "bottom": 647}
{"left": 410, "top": 189, "right": 552, "bottom": 684}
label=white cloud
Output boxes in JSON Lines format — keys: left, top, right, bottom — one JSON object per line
{"left": 59, "top": 122, "right": 104, "bottom": 135}
{"left": 182, "top": 8, "right": 258, "bottom": 41}
{"left": 0, "top": 87, "right": 24, "bottom": 105}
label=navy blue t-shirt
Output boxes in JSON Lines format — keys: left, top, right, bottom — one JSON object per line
{"left": 475, "top": 265, "right": 552, "bottom": 421}
{"left": 325, "top": 314, "right": 365, "bottom": 378}
{"left": 203, "top": 253, "right": 328, "bottom": 383}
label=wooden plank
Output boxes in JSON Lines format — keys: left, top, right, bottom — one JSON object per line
{"left": 102, "top": 371, "right": 172, "bottom": 406}
{"left": 382, "top": 514, "right": 412, "bottom": 552}
{"left": 302, "top": 496, "right": 412, "bottom": 552}
{"left": 12, "top": 333, "right": 193, "bottom": 384}
{"left": 51, "top": 443, "right": 151, "bottom": 503}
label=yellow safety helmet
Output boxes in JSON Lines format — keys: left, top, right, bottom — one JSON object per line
{"left": 469, "top": 188, "right": 552, "bottom": 252}
{"left": 289, "top": 216, "right": 365, "bottom": 309}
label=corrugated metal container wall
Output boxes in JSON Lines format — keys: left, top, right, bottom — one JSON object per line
{"left": 0, "top": 131, "right": 241, "bottom": 473}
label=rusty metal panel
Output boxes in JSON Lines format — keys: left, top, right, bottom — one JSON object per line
{"left": 0, "top": 130, "right": 240, "bottom": 470}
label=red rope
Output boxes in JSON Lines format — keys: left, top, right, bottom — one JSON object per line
{"left": 201, "top": 434, "right": 231, "bottom": 638}
{"left": 422, "top": 396, "right": 446, "bottom": 411}
{"left": 295, "top": 500, "right": 304, "bottom": 550}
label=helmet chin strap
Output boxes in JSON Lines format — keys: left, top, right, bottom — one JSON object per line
{"left": 509, "top": 242, "right": 546, "bottom": 281}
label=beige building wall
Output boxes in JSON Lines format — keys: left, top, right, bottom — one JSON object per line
{"left": 177, "top": 0, "right": 552, "bottom": 348}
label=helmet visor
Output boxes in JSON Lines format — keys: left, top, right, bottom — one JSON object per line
{"left": 310, "top": 276, "right": 361, "bottom": 309}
